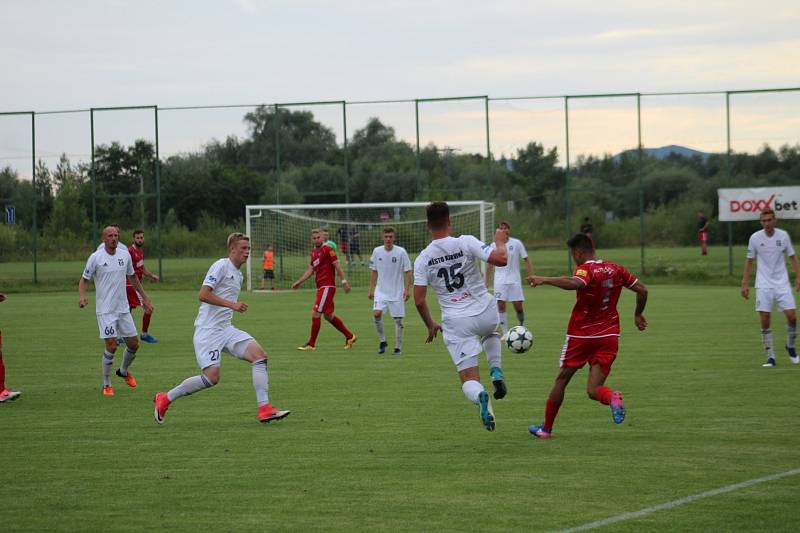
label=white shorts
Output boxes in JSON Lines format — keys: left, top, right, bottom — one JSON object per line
{"left": 755, "top": 288, "right": 797, "bottom": 313}
{"left": 494, "top": 283, "right": 525, "bottom": 302}
{"left": 442, "top": 305, "right": 500, "bottom": 371}
{"left": 373, "top": 298, "right": 405, "bottom": 318}
{"left": 97, "top": 312, "right": 137, "bottom": 339}
{"left": 193, "top": 326, "right": 254, "bottom": 369}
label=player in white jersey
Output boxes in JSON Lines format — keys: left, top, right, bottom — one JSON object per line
{"left": 741, "top": 208, "right": 800, "bottom": 367}
{"left": 368, "top": 227, "right": 412, "bottom": 355}
{"left": 153, "top": 233, "right": 290, "bottom": 425}
{"left": 485, "top": 221, "right": 533, "bottom": 338}
{"left": 79, "top": 225, "right": 153, "bottom": 396}
{"left": 414, "top": 202, "right": 509, "bottom": 431}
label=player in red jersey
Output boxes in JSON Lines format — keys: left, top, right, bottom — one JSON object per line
{"left": 291, "top": 228, "right": 357, "bottom": 351}
{"left": 526, "top": 233, "right": 648, "bottom": 439}
{"left": 0, "top": 292, "right": 22, "bottom": 403}
{"left": 127, "top": 230, "right": 160, "bottom": 343}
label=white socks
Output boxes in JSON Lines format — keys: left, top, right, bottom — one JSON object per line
{"left": 483, "top": 333, "right": 502, "bottom": 370}
{"left": 461, "top": 380, "right": 485, "bottom": 404}
{"left": 374, "top": 317, "right": 385, "bottom": 342}
{"left": 394, "top": 318, "right": 404, "bottom": 350}
{"left": 167, "top": 374, "right": 215, "bottom": 402}
{"left": 251, "top": 359, "right": 270, "bottom": 406}
{"left": 498, "top": 311, "right": 507, "bottom": 334}
{"left": 762, "top": 329, "right": 775, "bottom": 358}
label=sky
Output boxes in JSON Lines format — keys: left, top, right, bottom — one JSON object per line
{"left": 2, "top": 0, "right": 799, "bottom": 176}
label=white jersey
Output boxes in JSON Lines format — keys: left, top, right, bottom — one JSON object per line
{"left": 82, "top": 247, "right": 133, "bottom": 315}
{"left": 414, "top": 235, "right": 494, "bottom": 319}
{"left": 747, "top": 228, "right": 796, "bottom": 289}
{"left": 370, "top": 244, "right": 411, "bottom": 301}
{"left": 489, "top": 237, "right": 528, "bottom": 285}
{"left": 194, "top": 258, "right": 244, "bottom": 330}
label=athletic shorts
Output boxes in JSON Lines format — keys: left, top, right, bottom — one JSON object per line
{"left": 442, "top": 305, "right": 500, "bottom": 371}
{"left": 560, "top": 335, "right": 618, "bottom": 376}
{"left": 494, "top": 282, "right": 524, "bottom": 302}
{"left": 699, "top": 231, "right": 708, "bottom": 243}
{"left": 96, "top": 312, "right": 137, "bottom": 339}
{"left": 314, "top": 286, "right": 336, "bottom": 314}
{"left": 755, "top": 288, "right": 797, "bottom": 313}
{"left": 263, "top": 269, "right": 274, "bottom": 280}
{"left": 126, "top": 285, "right": 143, "bottom": 308}
{"left": 373, "top": 297, "right": 405, "bottom": 318}
{"left": 193, "top": 326, "right": 254, "bottom": 370}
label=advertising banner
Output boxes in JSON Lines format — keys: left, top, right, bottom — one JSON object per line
{"left": 718, "top": 187, "right": 800, "bottom": 221}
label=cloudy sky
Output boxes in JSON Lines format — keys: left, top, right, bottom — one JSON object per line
{"left": 2, "top": 0, "right": 799, "bottom": 174}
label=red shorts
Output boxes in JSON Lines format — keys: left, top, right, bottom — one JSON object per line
{"left": 560, "top": 335, "right": 618, "bottom": 376}
{"left": 314, "top": 286, "right": 336, "bottom": 314}
{"left": 126, "top": 285, "right": 143, "bottom": 308}
{"left": 699, "top": 231, "right": 708, "bottom": 243}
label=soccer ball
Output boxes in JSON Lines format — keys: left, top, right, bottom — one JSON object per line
{"left": 506, "top": 325, "right": 533, "bottom": 354}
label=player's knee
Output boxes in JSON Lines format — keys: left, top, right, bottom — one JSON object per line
{"left": 324, "top": 313, "right": 335, "bottom": 322}
{"left": 127, "top": 338, "right": 140, "bottom": 351}
{"left": 373, "top": 310, "right": 382, "bottom": 319}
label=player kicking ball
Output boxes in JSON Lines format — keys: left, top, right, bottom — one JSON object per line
{"left": 414, "top": 202, "right": 509, "bottom": 431}
{"left": 526, "top": 233, "right": 648, "bottom": 439}
{"left": 154, "top": 233, "right": 289, "bottom": 425}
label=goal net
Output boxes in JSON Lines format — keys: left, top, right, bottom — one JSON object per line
{"left": 245, "top": 202, "right": 495, "bottom": 291}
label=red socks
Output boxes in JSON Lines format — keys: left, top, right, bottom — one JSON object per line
{"left": 329, "top": 316, "right": 353, "bottom": 339}
{"left": 308, "top": 316, "right": 322, "bottom": 346}
{"left": 543, "top": 399, "right": 561, "bottom": 431}
{"left": 595, "top": 386, "right": 613, "bottom": 405}
{"left": 142, "top": 311, "right": 152, "bottom": 333}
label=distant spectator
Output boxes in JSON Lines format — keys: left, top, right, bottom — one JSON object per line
{"left": 697, "top": 210, "right": 709, "bottom": 256}
{"left": 580, "top": 217, "right": 593, "bottom": 241}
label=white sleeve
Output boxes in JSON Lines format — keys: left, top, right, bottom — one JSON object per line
{"left": 202, "top": 261, "right": 224, "bottom": 289}
{"left": 413, "top": 254, "right": 427, "bottom": 286}
{"left": 125, "top": 252, "right": 134, "bottom": 276}
{"left": 461, "top": 235, "right": 492, "bottom": 262}
{"left": 369, "top": 248, "right": 378, "bottom": 271}
{"left": 402, "top": 249, "right": 412, "bottom": 272}
{"left": 82, "top": 255, "right": 96, "bottom": 280}
{"left": 785, "top": 232, "right": 795, "bottom": 257}
{"left": 518, "top": 239, "right": 529, "bottom": 259}
{"left": 746, "top": 235, "right": 756, "bottom": 259}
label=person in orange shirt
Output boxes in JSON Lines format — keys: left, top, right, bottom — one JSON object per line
{"left": 260, "top": 244, "right": 275, "bottom": 290}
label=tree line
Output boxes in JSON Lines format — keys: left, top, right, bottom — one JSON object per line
{"left": 1, "top": 105, "right": 799, "bottom": 259}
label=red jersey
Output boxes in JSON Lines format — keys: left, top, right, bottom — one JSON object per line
{"left": 126, "top": 244, "right": 145, "bottom": 286}
{"left": 311, "top": 244, "right": 338, "bottom": 288}
{"left": 566, "top": 259, "right": 638, "bottom": 338}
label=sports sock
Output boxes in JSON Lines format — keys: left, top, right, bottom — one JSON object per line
{"left": 374, "top": 316, "right": 386, "bottom": 342}
{"left": 308, "top": 316, "right": 322, "bottom": 346}
{"left": 394, "top": 318, "right": 404, "bottom": 350}
{"left": 788, "top": 322, "right": 797, "bottom": 349}
{"left": 0, "top": 353, "right": 6, "bottom": 391}
{"left": 142, "top": 311, "right": 152, "bottom": 334}
{"left": 461, "top": 379, "right": 484, "bottom": 404}
{"left": 167, "top": 374, "right": 215, "bottom": 402}
{"left": 516, "top": 309, "right": 525, "bottom": 326}
{"left": 498, "top": 311, "right": 508, "bottom": 334}
{"left": 120, "top": 348, "right": 137, "bottom": 375}
{"left": 762, "top": 328, "right": 775, "bottom": 358}
{"left": 102, "top": 350, "right": 115, "bottom": 387}
{"left": 251, "top": 359, "right": 269, "bottom": 407}
{"left": 594, "top": 385, "right": 613, "bottom": 405}
{"left": 543, "top": 399, "right": 561, "bottom": 431}
{"left": 482, "top": 332, "right": 502, "bottom": 370}
{"left": 330, "top": 315, "right": 353, "bottom": 339}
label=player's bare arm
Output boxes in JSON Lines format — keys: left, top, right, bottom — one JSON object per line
{"left": 0, "top": 292, "right": 5, "bottom": 303}
{"left": 413, "top": 285, "right": 442, "bottom": 342}
{"left": 628, "top": 280, "right": 649, "bottom": 331}
{"left": 404, "top": 271, "right": 411, "bottom": 302}
{"left": 525, "top": 256, "right": 534, "bottom": 277}
{"left": 741, "top": 257, "right": 753, "bottom": 299}
{"left": 142, "top": 265, "right": 160, "bottom": 282}
{"left": 333, "top": 260, "right": 351, "bottom": 293}
{"left": 129, "top": 274, "right": 154, "bottom": 314}
{"left": 78, "top": 277, "right": 89, "bottom": 307}
{"left": 199, "top": 285, "right": 247, "bottom": 313}
{"left": 487, "top": 228, "right": 509, "bottom": 267}
{"left": 291, "top": 266, "right": 315, "bottom": 289}
{"left": 528, "top": 275, "right": 585, "bottom": 291}
{"left": 790, "top": 254, "right": 800, "bottom": 292}
{"left": 368, "top": 270, "right": 378, "bottom": 300}
{"left": 484, "top": 263, "right": 493, "bottom": 289}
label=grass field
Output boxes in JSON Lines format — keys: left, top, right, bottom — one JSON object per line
{"left": 2, "top": 278, "right": 800, "bottom": 531}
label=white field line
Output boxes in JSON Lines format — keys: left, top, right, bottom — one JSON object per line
{"left": 553, "top": 467, "right": 800, "bottom": 533}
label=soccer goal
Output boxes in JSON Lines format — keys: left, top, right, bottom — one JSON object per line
{"left": 245, "top": 202, "right": 495, "bottom": 291}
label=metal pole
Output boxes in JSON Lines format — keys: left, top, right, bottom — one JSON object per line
{"left": 726, "top": 92, "right": 733, "bottom": 275}
{"left": 274, "top": 104, "right": 281, "bottom": 203}
{"left": 415, "top": 99, "right": 421, "bottom": 179}
{"left": 154, "top": 106, "right": 163, "bottom": 279}
{"left": 90, "top": 108, "right": 97, "bottom": 242}
{"left": 564, "top": 96, "right": 571, "bottom": 272}
{"left": 31, "top": 112, "right": 38, "bottom": 284}
{"left": 637, "top": 94, "right": 644, "bottom": 274}
{"left": 485, "top": 96, "right": 492, "bottom": 179}
{"left": 342, "top": 101, "right": 349, "bottom": 204}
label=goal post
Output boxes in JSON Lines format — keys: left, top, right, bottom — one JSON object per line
{"left": 245, "top": 201, "right": 495, "bottom": 291}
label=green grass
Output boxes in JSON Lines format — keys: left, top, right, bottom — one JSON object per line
{"left": 2, "top": 282, "right": 799, "bottom": 531}
{"left": 1, "top": 244, "right": 748, "bottom": 292}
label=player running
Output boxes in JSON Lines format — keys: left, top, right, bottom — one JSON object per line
{"left": 485, "top": 221, "right": 533, "bottom": 338}
{"left": 414, "top": 201, "right": 509, "bottom": 431}
{"left": 127, "top": 230, "right": 160, "bottom": 343}
{"left": 526, "top": 233, "right": 648, "bottom": 439}
{"left": 292, "top": 228, "right": 357, "bottom": 351}
{"left": 79, "top": 225, "right": 153, "bottom": 396}
{"left": 368, "top": 227, "right": 412, "bottom": 355}
{"left": 153, "top": 233, "right": 290, "bottom": 424}
{"left": 741, "top": 208, "right": 800, "bottom": 367}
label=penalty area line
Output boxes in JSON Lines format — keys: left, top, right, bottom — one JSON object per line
{"left": 553, "top": 467, "right": 800, "bottom": 533}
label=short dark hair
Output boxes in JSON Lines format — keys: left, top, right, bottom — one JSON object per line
{"left": 133, "top": 229, "right": 144, "bottom": 237}
{"left": 498, "top": 221, "right": 511, "bottom": 231}
{"left": 383, "top": 226, "right": 396, "bottom": 235}
{"left": 426, "top": 202, "right": 450, "bottom": 230}
{"left": 567, "top": 233, "right": 594, "bottom": 253}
